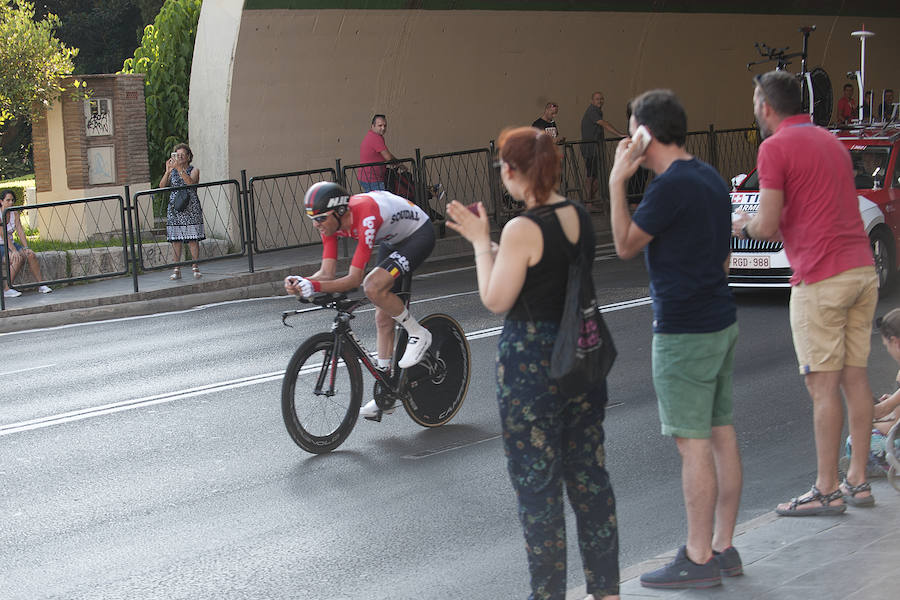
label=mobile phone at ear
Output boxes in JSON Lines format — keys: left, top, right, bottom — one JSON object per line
{"left": 631, "top": 125, "right": 651, "bottom": 155}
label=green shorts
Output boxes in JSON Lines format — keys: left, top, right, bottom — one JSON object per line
{"left": 651, "top": 322, "right": 739, "bottom": 438}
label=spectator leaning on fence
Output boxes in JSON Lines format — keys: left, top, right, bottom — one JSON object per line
{"left": 0, "top": 189, "right": 52, "bottom": 297}
{"left": 358, "top": 114, "right": 397, "bottom": 192}
{"left": 581, "top": 91, "right": 625, "bottom": 206}
{"left": 160, "top": 143, "right": 204, "bottom": 281}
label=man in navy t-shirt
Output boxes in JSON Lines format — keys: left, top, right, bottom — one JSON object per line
{"left": 609, "top": 89, "right": 741, "bottom": 590}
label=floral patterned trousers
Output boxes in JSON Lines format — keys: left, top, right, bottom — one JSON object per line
{"left": 497, "top": 320, "right": 619, "bottom": 600}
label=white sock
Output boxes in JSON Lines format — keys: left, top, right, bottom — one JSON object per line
{"left": 393, "top": 308, "right": 425, "bottom": 336}
{"left": 377, "top": 357, "right": 392, "bottom": 370}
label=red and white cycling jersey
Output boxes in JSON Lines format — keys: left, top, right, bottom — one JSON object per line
{"left": 321, "top": 190, "right": 429, "bottom": 269}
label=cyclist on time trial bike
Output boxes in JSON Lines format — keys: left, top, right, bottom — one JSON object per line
{"left": 284, "top": 181, "right": 436, "bottom": 419}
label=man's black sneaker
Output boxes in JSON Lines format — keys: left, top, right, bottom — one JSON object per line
{"left": 639, "top": 545, "right": 722, "bottom": 589}
{"left": 714, "top": 546, "right": 743, "bottom": 577}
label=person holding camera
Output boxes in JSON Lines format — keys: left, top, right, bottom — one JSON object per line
{"left": 160, "top": 143, "right": 203, "bottom": 280}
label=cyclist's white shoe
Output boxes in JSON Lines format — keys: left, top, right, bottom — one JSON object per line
{"left": 360, "top": 399, "right": 395, "bottom": 421}
{"left": 398, "top": 329, "right": 432, "bottom": 369}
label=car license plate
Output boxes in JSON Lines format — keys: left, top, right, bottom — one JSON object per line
{"left": 730, "top": 255, "right": 770, "bottom": 269}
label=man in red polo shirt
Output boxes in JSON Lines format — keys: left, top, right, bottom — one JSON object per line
{"left": 836, "top": 83, "right": 857, "bottom": 124}
{"left": 733, "top": 70, "right": 877, "bottom": 515}
{"left": 358, "top": 114, "right": 397, "bottom": 192}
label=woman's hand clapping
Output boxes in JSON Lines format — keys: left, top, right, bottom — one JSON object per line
{"left": 446, "top": 201, "right": 491, "bottom": 248}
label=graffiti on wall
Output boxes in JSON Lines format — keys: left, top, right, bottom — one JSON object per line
{"left": 84, "top": 99, "right": 113, "bottom": 137}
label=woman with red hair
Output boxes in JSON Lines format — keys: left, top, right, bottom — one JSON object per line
{"left": 447, "top": 127, "right": 619, "bottom": 600}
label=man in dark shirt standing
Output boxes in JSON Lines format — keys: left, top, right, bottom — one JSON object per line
{"left": 532, "top": 102, "right": 564, "bottom": 142}
{"left": 581, "top": 91, "right": 625, "bottom": 206}
{"left": 610, "top": 89, "right": 742, "bottom": 590}
{"left": 879, "top": 88, "right": 895, "bottom": 122}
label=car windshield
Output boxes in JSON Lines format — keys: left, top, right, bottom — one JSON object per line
{"left": 736, "top": 170, "right": 759, "bottom": 191}
{"left": 850, "top": 147, "right": 891, "bottom": 189}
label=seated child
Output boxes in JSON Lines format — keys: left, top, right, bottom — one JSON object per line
{"left": 842, "top": 308, "right": 900, "bottom": 477}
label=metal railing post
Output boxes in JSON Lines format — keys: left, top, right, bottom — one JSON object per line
{"left": 124, "top": 185, "right": 139, "bottom": 292}
{"left": 0, "top": 207, "right": 6, "bottom": 311}
{"left": 488, "top": 139, "right": 498, "bottom": 215}
{"left": 708, "top": 124, "right": 718, "bottom": 172}
{"left": 415, "top": 147, "right": 425, "bottom": 211}
{"left": 241, "top": 169, "right": 254, "bottom": 273}
{"left": 335, "top": 158, "right": 348, "bottom": 258}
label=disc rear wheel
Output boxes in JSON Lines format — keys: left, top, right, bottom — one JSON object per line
{"left": 399, "top": 314, "right": 471, "bottom": 427}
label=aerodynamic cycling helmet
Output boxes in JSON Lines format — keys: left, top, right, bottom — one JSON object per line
{"left": 304, "top": 181, "right": 350, "bottom": 218}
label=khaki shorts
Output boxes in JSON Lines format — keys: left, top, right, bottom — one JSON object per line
{"left": 789, "top": 266, "right": 878, "bottom": 374}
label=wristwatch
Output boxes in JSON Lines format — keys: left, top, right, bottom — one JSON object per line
{"left": 741, "top": 224, "right": 752, "bottom": 240}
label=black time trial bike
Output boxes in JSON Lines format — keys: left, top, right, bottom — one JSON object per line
{"left": 280, "top": 276, "right": 471, "bottom": 454}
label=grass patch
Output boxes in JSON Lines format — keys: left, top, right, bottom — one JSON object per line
{"left": 26, "top": 237, "right": 126, "bottom": 252}
{"left": 1, "top": 174, "right": 35, "bottom": 184}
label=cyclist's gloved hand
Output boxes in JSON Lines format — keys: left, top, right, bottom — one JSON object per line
{"left": 285, "top": 275, "right": 317, "bottom": 298}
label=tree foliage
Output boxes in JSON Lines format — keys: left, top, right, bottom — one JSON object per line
{"left": 121, "top": 0, "right": 201, "bottom": 183}
{"left": 0, "top": 1, "right": 79, "bottom": 126}
{"left": 35, "top": 1, "right": 165, "bottom": 74}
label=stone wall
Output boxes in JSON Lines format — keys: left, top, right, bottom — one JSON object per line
{"left": 8, "top": 238, "right": 232, "bottom": 287}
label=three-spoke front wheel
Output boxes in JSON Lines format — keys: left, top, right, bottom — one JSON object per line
{"left": 281, "top": 333, "right": 362, "bottom": 454}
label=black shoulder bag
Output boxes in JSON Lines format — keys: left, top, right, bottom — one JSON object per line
{"left": 549, "top": 208, "right": 617, "bottom": 395}
{"left": 172, "top": 188, "right": 190, "bottom": 212}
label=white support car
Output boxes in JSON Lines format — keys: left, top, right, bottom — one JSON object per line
{"left": 729, "top": 124, "right": 900, "bottom": 294}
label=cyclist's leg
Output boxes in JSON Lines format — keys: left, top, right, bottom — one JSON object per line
{"left": 365, "top": 223, "right": 436, "bottom": 369}
{"left": 364, "top": 268, "right": 404, "bottom": 363}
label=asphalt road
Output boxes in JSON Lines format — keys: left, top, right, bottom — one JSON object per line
{"left": 2, "top": 255, "right": 899, "bottom": 599}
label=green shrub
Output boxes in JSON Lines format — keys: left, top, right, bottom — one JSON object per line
{"left": 0, "top": 181, "right": 31, "bottom": 205}
{"left": 121, "top": 0, "right": 202, "bottom": 187}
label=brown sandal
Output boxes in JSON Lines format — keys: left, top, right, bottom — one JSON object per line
{"left": 776, "top": 485, "right": 846, "bottom": 516}
{"left": 840, "top": 478, "right": 875, "bottom": 507}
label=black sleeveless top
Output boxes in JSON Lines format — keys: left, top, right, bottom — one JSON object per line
{"left": 507, "top": 200, "right": 592, "bottom": 322}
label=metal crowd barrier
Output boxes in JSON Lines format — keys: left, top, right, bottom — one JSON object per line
{"left": 132, "top": 179, "right": 245, "bottom": 273}
{"left": 247, "top": 168, "right": 336, "bottom": 254}
{"left": 1, "top": 194, "right": 129, "bottom": 310}
{"left": 420, "top": 148, "right": 493, "bottom": 224}
{"left": 1, "top": 127, "right": 759, "bottom": 310}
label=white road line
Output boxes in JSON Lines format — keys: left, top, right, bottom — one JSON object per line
{"left": 0, "top": 364, "right": 57, "bottom": 377}
{"left": 0, "top": 296, "right": 651, "bottom": 437}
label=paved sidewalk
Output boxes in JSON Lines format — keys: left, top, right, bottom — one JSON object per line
{"left": 566, "top": 478, "right": 900, "bottom": 600}
{"left": 0, "top": 231, "right": 475, "bottom": 333}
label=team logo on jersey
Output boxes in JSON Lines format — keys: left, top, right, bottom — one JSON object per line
{"left": 362, "top": 216, "right": 376, "bottom": 248}
{"left": 390, "top": 209, "right": 421, "bottom": 224}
